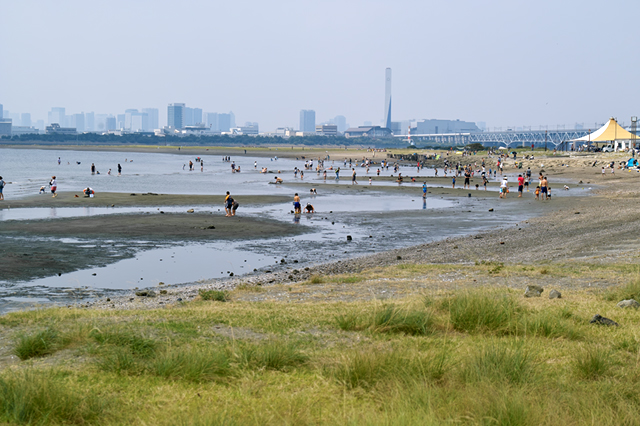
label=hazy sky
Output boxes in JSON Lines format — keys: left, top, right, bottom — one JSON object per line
{"left": 1, "top": 0, "right": 639, "bottom": 131}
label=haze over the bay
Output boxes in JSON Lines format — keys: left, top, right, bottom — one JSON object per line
{"left": 1, "top": 0, "right": 638, "bottom": 131}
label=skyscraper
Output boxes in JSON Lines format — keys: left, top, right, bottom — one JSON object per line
{"left": 333, "top": 115, "right": 348, "bottom": 133}
{"left": 142, "top": 108, "right": 159, "bottom": 130}
{"left": 0, "top": 104, "right": 3, "bottom": 119}
{"left": 218, "top": 113, "right": 231, "bottom": 132}
{"left": 300, "top": 110, "right": 316, "bottom": 132}
{"left": 49, "top": 107, "right": 66, "bottom": 125}
{"left": 21, "top": 113, "right": 31, "bottom": 127}
{"left": 384, "top": 68, "right": 392, "bottom": 130}
{"left": 168, "top": 103, "right": 185, "bottom": 129}
{"left": 105, "top": 116, "right": 116, "bottom": 131}
{"left": 85, "top": 112, "right": 95, "bottom": 132}
{"left": 74, "top": 113, "right": 85, "bottom": 132}
{"left": 193, "top": 108, "right": 203, "bottom": 125}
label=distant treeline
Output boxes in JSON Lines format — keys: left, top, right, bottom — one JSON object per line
{"left": 0, "top": 133, "right": 407, "bottom": 148}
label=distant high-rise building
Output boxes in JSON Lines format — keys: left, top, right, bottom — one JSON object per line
{"left": 0, "top": 104, "right": 3, "bottom": 119}
{"left": 74, "top": 113, "right": 85, "bottom": 132}
{"left": 218, "top": 113, "right": 232, "bottom": 132}
{"left": 20, "top": 113, "right": 31, "bottom": 127}
{"left": 183, "top": 107, "right": 194, "bottom": 126}
{"left": 117, "top": 114, "right": 125, "bottom": 129}
{"left": 35, "top": 120, "right": 45, "bottom": 131}
{"left": 142, "top": 108, "right": 159, "bottom": 130}
{"left": 333, "top": 115, "right": 348, "bottom": 133}
{"left": 299, "top": 110, "right": 316, "bottom": 132}
{"left": 105, "top": 116, "right": 116, "bottom": 131}
{"left": 49, "top": 107, "right": 65, "bottom": 125}
{"left": 168, "top": 103, "right": 185, "bottom": 129}
{"left": 206, "top": 112, "right": 218, "bottom": 130}
{"left": 85, "top": 112, "right": 95, "bottom": 132}
{"left": 124, "top": 109, "right": 138, "bottom": 130}
{"left": 193, "top": 108, "right": 203, "bottom": 125}
{"left": 229, "top": 111, "right": 236, "bottom": 129}
{"left": 383, "top": 68, "right": 392, "bottom": 130}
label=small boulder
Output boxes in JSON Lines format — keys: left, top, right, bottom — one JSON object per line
{"left": 346, "top": 235, "right": 352, "bottom": 241}
{"left": 524, "top": 285, "right": 544, "bottom": 298}
{"left": 617, "top": 299, "right": 640, "bottom": 309}
{"left": 135, "top": 290, "right": 156, "bottom": 297}
{"left": 548, "top": 289, "right": 562, "bottom": 299}
{"left": 589, "top": 314, "right": 619, "bottom": 326}
{"left": 159, "top": 290, "right": 168, "bottom": 295}
{"left": 187, "top": 209, "right": 194, "bottom": 213}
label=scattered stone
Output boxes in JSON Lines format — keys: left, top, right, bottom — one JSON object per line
{"left": 106, "top": 298, "right": 110, "bottom": 302}
{"left": 524, "top": 285, "right": 544, "bottom": 297}
{"left": 187, "top": 209, "right": 194, "bottom": 213}
{"left": 617, "top": 299, "right": 640, "bottom": 309}
{"left": 111, "top": 204, "right": 115, "bottom": 207}
{"left": 160, "top": 211, "right": 165, "bottom": 214}
{"left": 575, "top": 212, "right": 580, "bottom": 214}
{"left": 135, "top": 290, "right": 156, "bottom": 297}
{"left": 590, "top": 314, "right": 619, "bottom": 326}
{"left": 548, "top": 289, "right": 562, "bottom": 299}
{"left": 58, "top": 273, "right": 62, "bottom": 276}
{"left": 177, "top": 298, "right": 183, "bottom": 302}
{"left": 158, "top": 282, "right": 165, "bottom": 285}
{"left": 92, "top": 273, "right": 97, "bottom": 276}
{"left": 229, "top": 272, "right": 234, "bottom": 276}
{"left": 159, "top": 290, "right": 168, "bottom": 295}
{"left": 488, "top": 208, "right": 494, "bottom": 212}
{"left": 500, "top": 242, "right": 505, "bottom": 245}
{"left": 397, "top": 255, "right": 402, "bottom": 260}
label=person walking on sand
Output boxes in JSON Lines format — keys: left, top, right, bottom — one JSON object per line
{"left": 293, "top": 193, "right": 301, "bottom": 214}
{"left": 0, "top": 176, "right": 5, "bottom": 200}
{"left": 50, "top": 176, "right": 58, "bottom": 197}
{"left": 499, "top": 177, "right": 508, "bottom": 198}
{"left": 224, "top": 191, "right": 232, "bottom": 216}
{"left": 540, "top": 176, "right": 548, "bottom": 200}
{"left": 422, "top": 182, "right": 427, "bottom": 199}
{"left": 602, "top": 166, "right": 605, "bottom": 177}
{"left": 517, "top": 174, "right": 524, "bottom": 198}
{"left": 91, "top": 163, "right": 96, "bottom": 175}
{"left": 351, "top": 168, "right": 358, "bottom": 184}
{"left": 452, "top": 175, "right": 456, "bottom": 188}
{"left": 117, "top": 164, "right": 122, "bottom": 176}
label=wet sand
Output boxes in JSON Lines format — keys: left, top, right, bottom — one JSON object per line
{"left": 0, "top": 192, "right": 291, "bottom": 209}
{"left": 0, "top": 212, "right": 307, "bottom": 283}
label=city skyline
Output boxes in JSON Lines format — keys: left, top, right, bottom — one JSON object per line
{"left": 1, "top": 0, "right": 639, "bottom": 132}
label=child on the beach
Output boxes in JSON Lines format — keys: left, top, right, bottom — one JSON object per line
{"left": 452, "top": 176, "right": 456, "bottom": 188}
{"left": 535, "top": 186, "right": 540, "bottom": 200}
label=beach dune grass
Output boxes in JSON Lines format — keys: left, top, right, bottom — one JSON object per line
{"left": 335, "top": 304, "right": 435, "bottom": 335}
{"left": 443, "top": 291, "right": 520, "bottom": 333}
{"left": 0, "top": 369, "right": 108, "bottom": 425}
{"left": 234, "top": 340, "right": 308, "bottom": 371}
{"left": 199, "top": 289, "right": 230, "bottom": 302}
{"left": 13, "top": 328, "right": 59, "bottom": 360}
{"left": 150, "top": 346, "right": 232, "bottom": 382}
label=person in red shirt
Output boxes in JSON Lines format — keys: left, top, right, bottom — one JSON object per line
{"left": 517, "top": 174, "right": 525, "bottom": 198}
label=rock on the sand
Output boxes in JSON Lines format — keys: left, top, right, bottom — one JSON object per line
{"left": 187, "top": 209, "right": 194, "bottom": 213}
{"left": 549, "top": 289, "right": 562, "bottom": 299}
{"left": 617, "top": 299, "right": 640, "bottom": 309}
{"left": 524, "top": 285, "right": 544, "bottom": 297}
{"left": 589, "top": 314, "right": 619, "bottom": 326}
{"left": 135, "top": 290, "right": 156, "bottom": 297}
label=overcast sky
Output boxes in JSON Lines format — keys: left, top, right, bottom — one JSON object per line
{"left": 1, "top": 0, "right": 638, "bottom": 131}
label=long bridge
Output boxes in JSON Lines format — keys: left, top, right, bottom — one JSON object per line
{"left": 398, "top": 129, "right": 593, "bottom": 149}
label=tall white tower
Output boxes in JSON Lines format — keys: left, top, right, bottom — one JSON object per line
{"left": 383, "top": 68, "right": 392, "bottom": 129}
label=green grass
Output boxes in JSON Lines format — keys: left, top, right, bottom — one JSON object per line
{"left": 5, "top": 263, "right": 640, "bottom": 425}
{"left": 461, "top": 342, "right": 535, "bottom": 384}
{"left": 199, "top": 289, "right": 230, "bottom": 302}
{"left": 0, "top": 369, "right": 108, "bottom": 425}
{"left": 572, "top": 347, "right": 613, "bottom": 380}
{"left": 13, "top": 328, "right": 59, "bottom": 360}
{"left": 235, "top": 340, "right": 308, "bottom": 371}
{"left": 335, "top": 304, "right": 435, "bottom": 335}
{"left": 604, "top": 279, "right": 640, "bottom": 302}
{"left": 443, "top": 291, "right": 521, "bottom": 333}
{"left": 150, "top": 347, "right": 231, "bottom": 382}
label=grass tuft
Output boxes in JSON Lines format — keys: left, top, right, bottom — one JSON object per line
{"left": 90, "top": 328, "right": 157, "bottom": 357}
{"left": 335, "top": 305, "right": 435, "bottom": 335}
{"left": 307, "top": 275, "right": 324, "bottom": 284}
{"left": 572, "top": 347, "right": 612, "bottom": 380}
{"left": 13, "top": 328, "right": 58, "bottom": 360}
{"left": 0, "top": 369, "right": 107, "bottom": 424}
{"left": 150, "top": 347, "right": 231, "bottom": 382}
{"left": 235, "top": 341, "right": 307, "bottom": 371}
{"left": 461, "top": 342, "right": 534, "bottom": 384}
{"left": 444, "top": 291, "right": 520, "bottom": 333}
{"left": 199, "top": 289, "right": 230, "bottom": 302}
{"left": 604, "top": 279, "right": 640, "bottom": 302}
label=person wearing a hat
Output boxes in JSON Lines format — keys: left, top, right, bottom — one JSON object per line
{"left": 499, "top": 177, "right": 509, "bottom": 198}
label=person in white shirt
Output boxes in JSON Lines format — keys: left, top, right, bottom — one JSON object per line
{"left": 499, "top": 177, "right": 508, "bottom": 199}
